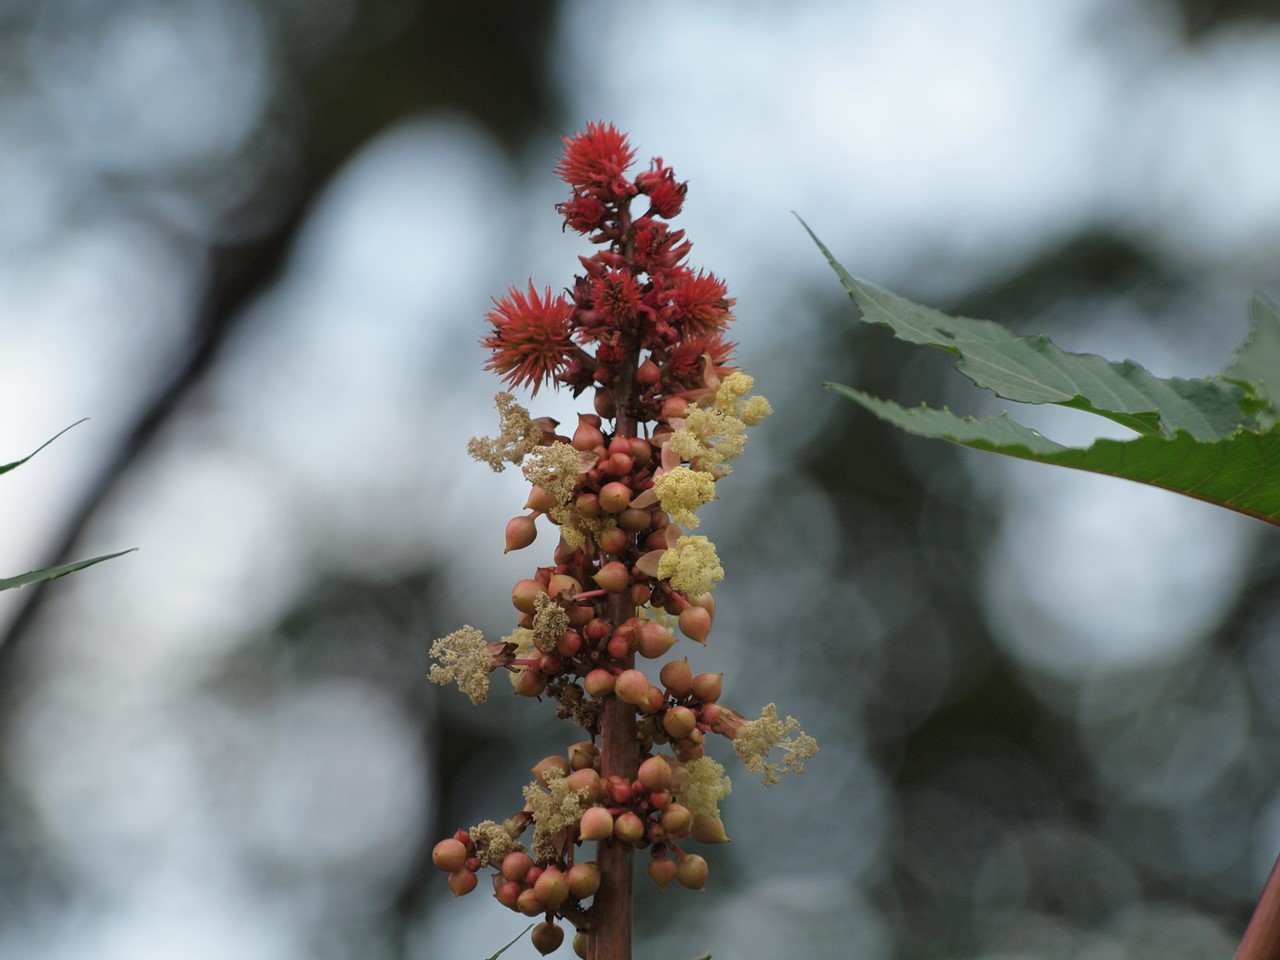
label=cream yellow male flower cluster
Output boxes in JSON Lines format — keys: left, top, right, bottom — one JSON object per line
{"left": 427, "top": 625, "right": 493, "bottom": 705}
{"left": 666, "top": 372, "right": 772, "bottom": 477}
{"left": 731, "top": 704, "right": 819, "bottom": 787}
{"left": 656, "top": 535, "right": 724, "bottom": 596}
{"left": 522, "top": 769, "right": 591, "bottom": 861}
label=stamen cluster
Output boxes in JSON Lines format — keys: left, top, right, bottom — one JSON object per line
{"left": 430, "top": 123, "right": 815, "bottom": 958}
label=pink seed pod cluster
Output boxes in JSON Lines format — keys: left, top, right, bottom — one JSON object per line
{"left": 428, "top": 124, "right": 816, "bottom": 958}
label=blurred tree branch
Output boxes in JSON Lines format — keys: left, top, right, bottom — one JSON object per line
{"left": 0, "top": 0, "right": 563, "bottom": 667}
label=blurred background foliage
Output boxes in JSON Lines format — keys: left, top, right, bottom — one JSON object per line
{"left": 1, "top": 1, "right": 1279, "bottom": 958}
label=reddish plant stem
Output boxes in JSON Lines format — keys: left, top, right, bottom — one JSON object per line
{"left": 588, "top": 353, "right": 640, "bottom": 960}
{"left": 1237, "top": 852, "right": 1280, "bottom": 960}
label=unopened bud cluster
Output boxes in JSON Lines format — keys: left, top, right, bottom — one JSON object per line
{"left": 429, "top": 124, "right": 816, "bottom": 957}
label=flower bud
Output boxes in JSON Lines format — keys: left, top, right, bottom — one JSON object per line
{"left": 573, "top": 931, "right": 588, "bottom": 959}
{"left": 637, "top": 755, "right": 675, "bottom": 792}
{"left": 525, "top": 484, "right": 559, "bottom": 513}
{"left": 629, "top": 437, "right": 653, "bottom": 465}
{"left": 648, "top": 856, "right": 677, "bottom": 889}
{"left": 690, "top": 815, "right": 730, "bottom": 844}
{"left": 629, "top": 583, "right": 652, "bottom": 606}
{"left": 578, "top": 806, "right": 614, "bottom": 842}
{"left": 641, "top": 685, "right": 666, "bottom": 715}
{"left": 674, "top": 740, "right": 704, "bottom": 763}
{"left": 448, "top": 868, "right": 478, "bottom": 897}
{"left": 698, "top": 702, "right": 722, "bottom": 725}
{"left": 432, "top": 838, "right": 467, "bottom": 873}
{"left": 501, "top": 851, "right": 535, "bottom": 883}
{"left": 583, "top": 668, "right": 615, "bottom": 698}
{"left": 614, "top": 669, "right": 651, "bottom": 706}
{"left": 556, "top": 629, "right": 583, "bottom": 657}
{"left": 504, "top": 515, "right": 538, "bottom": 553}
{"left": 538, "top": 652, "right": 565, "bottom": 675}
{"left": 602, "top": 451, "right": 632, "bottom": 477}
{"left": 584, "top": 618, "right": 610, "bottom": 643}
{"left": 511, "top": 579, "right": 544, "bottom": 615}
{"left": 648, "top": 789, "right": 672, "bottom": 810}
{"left": 494, "top": 879, "right": 521, "bottom": 910}
{"left": 604, "top": 776, "right": 632, "bottom": 804}
{"left": 531, "top": 920, "right": 565, "bottom": 956}
{"left": 532, "top": 755, "right": 571, "bottom": 787}
{"left": 599, "top": 481, "right": 632, "bottom": 514}
{"left": 676, "top": 854, "right": 708, "bottom": 890}
{"left": 593, "top": 387, "right": 615, "bottom": 419}
{"left": 566, "top": 603, "right": 594, "bottom": 628}
{"left": 593, "top": 560, "right": 630, "bottom": 594}
{"left": 613, "top": 810, "right": 645, "bottom": 845}
{"left": 597, "top": 525, "right": 629, "bottom": 555}
{"left": 659, "top": 659, "right": 694, "bottom": 698}
{"left": 565, "top": 767, "right": 603, "bottom": 802}
{"left": 662, "top": 705, "right": 697, "bottom": 739}
{"left": 568, "top": 740, "right": 599, "bottom": 770}
{"left": 618, "top": 507, "right": 651, "bottom": 533}
{"left": 514, "top": 668, "right": 548, "bottom": 697}
{"left": 660, "top": 396, "right": 689, "bottom": 422}
{"left": 606, "top": 633, "right": 634, "bottom": 660}
{"left": 644, "top": 529, "right": 669, "bottom": 552}
{"left": 534, "top": 865, "right": 569, "bottom": 910}
{"left": 637, "top": 622, "right": 676, "bottom": 659}
{"left": 573, "top": 415, "right": 605, "bottom": 451}
{"left": 678, "top": 606, "right": 712, "bottom": 644}
{"left": 567, "top": 861, "right": 601, "bottom": 899}
{"left": 691, "top": 672, "right": 723, "bottom": 703}
{"left": 547, "top": 573, "right": 582, "bottom": 599}
{"left": 575, "top": 492, "right": 602, "bottom": 517}
{"left": 660, "top": 804, "right": 692, "bottom": 836}
{"left": 637, "top": 357, "right": 662, "bottom": 385}
{"left": 516, "top": 886, "right": 545, "bottom": 916}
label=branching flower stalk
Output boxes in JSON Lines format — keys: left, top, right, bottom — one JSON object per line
{"left": 429, "top": 123, "right": 817, "bottom": 959}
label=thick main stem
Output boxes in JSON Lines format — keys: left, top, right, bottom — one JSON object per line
{"left": 1237, "top": 852, "right": 1280, "bottom": 960}
{"left": 588, "top": 356, "right": 640, "bottom": 960}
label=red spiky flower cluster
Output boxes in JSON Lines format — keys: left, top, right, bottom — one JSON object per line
{"left": 481, "top": 123, "right": 736, "bottom": 402}
{"left": 432, "top": 124, "right": 813, "bottom": 960}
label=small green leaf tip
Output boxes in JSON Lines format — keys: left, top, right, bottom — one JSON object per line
{"left": 1, "top": 418, "right": 90, "bottom": 476}
{"left": 482, "top": 923, "right": 535, "bottom": 960}
{"left": 0, "top": 548, "right": 137, "bottom": 593}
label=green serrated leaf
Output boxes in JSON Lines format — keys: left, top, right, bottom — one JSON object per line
{"left": 1, "top": 419, "right": 89, "bottom": 476}
{"left": 828, "top": 386, "right": 1280, "bottom": 524}
{"left": 0, "top": 549, "right": 137, "bottom": 592}
{"left": 1225, "top": 292, "right": 1280, "bottom": 423}
{"left": 800, "top": 219, "right": 1252, "bottom": 442}
{"left": 482, "top": 923, "right": 534, "bottom": 960}
{"left": 811, "top": 223, "right": 1280, "bottom": 527}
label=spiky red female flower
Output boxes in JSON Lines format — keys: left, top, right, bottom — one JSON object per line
{"left": 636, "top": 158, "right": 686, "bottom": 219}
{"left": 556, "top": 122, "right": 636, "bottom": 198}
{"left": 668, "top": 270, "right": 734, "bottom": 338}
{"left": 591, "top": 270, "right": 643, "bottom": 324}
{"left": 481, "top": 283, "right": 575, "bottom": 395}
